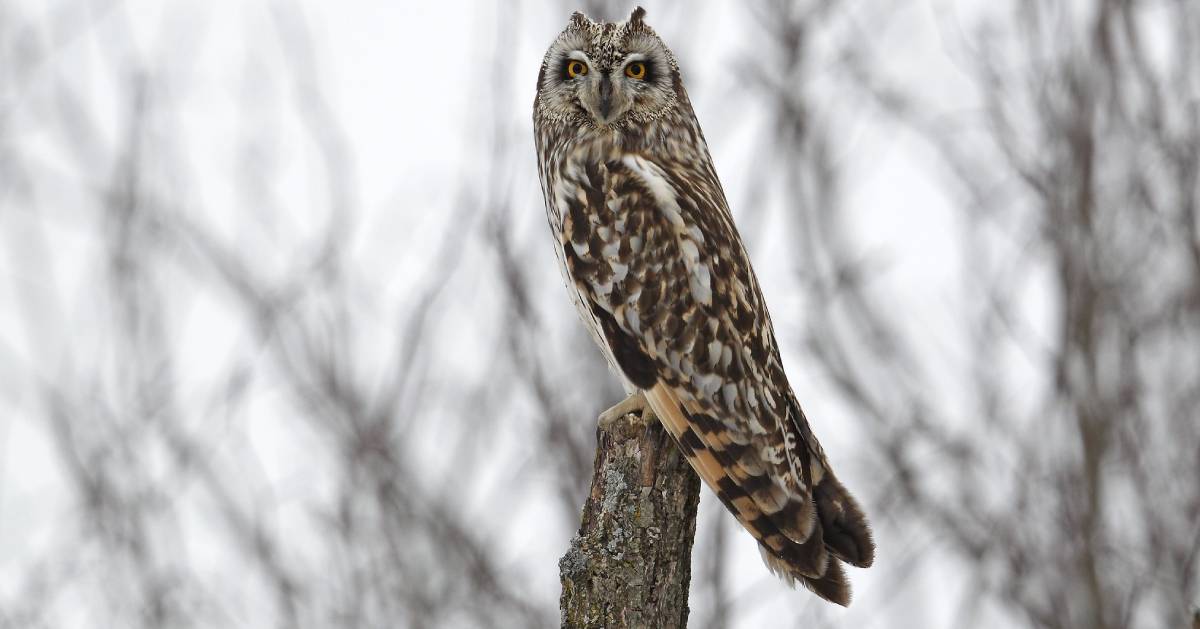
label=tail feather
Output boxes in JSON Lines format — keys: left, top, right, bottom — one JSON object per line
{"left": 760, "top": 537, "right": 851, "bottom": 606}
{"left": 767, "top": 472, "right": 874, "bottom": 607}
{"left": 814, "top": 472, "right": 875, "bottom": 568}
{"left": 800, "top": 556, "right": 850, "bottom": 605}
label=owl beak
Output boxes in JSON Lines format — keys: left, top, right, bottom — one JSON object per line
{"left": 598, "top": 76, "right": 614, "bottom": 120}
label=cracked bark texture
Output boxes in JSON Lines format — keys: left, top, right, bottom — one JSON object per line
{"left": 558, "top": 410, "right": 701, "bottom": 629}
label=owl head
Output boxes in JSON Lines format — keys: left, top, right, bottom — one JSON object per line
{"left": 534, "top": 7, "right": 682, "bottom": 131}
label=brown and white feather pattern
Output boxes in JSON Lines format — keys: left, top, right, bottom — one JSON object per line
{"left": 534, "top": 8, "right": 874, "bottom": 605}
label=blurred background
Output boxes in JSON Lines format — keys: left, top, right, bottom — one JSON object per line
{"left": 1, "top": 1, "right": 1198, "bottom": 627}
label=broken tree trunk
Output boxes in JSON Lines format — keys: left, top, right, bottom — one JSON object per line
{"left": 558, "top": 409, "right": 702, "bottom": 628}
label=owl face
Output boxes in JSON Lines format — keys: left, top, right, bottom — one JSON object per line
{"left": 535, "top": 8, "right": 679, "bottom": 131}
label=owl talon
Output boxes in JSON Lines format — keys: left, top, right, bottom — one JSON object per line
{"left": 598, "top": 391, "right": 648, "bottom": 431}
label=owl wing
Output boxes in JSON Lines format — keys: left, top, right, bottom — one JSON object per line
{"left": 559, "top": 152, "right": 874, "bottom": 605}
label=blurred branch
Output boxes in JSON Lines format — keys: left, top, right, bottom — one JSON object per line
{"left": 816, "top": 1, "right": 1200, "bottom": 627}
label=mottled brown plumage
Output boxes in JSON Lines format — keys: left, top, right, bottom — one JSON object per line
{"left": 533, "top": 7, "right": 874, "bottom": 605}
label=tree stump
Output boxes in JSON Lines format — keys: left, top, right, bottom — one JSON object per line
{"left": 558, "top": 409, "right": 701, "bottom": 629}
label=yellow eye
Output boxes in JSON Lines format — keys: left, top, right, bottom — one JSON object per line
{"left": 566, "top": 60, "right": 588, "bottom": 78}
{"left": 625, "top": 62, "right": 646, "bottom": 80}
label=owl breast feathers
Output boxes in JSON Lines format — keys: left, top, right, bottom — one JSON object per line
{"left": 533, "top": 7, "right": 874, "bottom": 605}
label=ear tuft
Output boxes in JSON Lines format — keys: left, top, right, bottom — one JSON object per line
{"left": 628, "top": 7, "right": 647, "bottom": 30}
{"left": 569, "top": 11, "right": 591, "bottom": 30}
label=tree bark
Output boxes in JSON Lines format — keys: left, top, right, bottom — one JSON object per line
{"left": 558, "top": 409, "right": 701, "bottom": 629}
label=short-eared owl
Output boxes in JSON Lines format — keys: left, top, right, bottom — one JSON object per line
{"left": 533, "top": 7, "right": 874, "bottom": 605}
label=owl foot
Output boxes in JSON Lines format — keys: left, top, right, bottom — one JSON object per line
{"left": 598, "top": 391, "right": 648, "bottom": 431}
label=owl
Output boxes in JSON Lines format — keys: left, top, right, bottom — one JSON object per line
{"left": 533, "top": 8, "right": 874, "bottom": 605}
